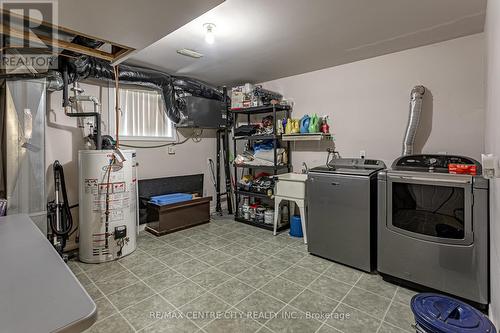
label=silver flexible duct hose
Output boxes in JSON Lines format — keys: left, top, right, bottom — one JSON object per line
{"left": 402, "top": 85, "right": 426, "bottom": 156}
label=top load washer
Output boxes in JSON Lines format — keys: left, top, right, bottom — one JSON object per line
{"left": 378, "top": 154, "right": 489, "bottom": 306}
{"left": 307, "top": 158, "right": 385, "bottom": 272}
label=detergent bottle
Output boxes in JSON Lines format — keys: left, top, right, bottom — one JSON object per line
{"left": 285, "top": 118, "right": 293, "bottom": 134}
{"left": 320, "top": 115, "right": 330, "bottom": 134}
{"left": 292, "top": 119, "right": 300, "bottom": 133}
{"left": 277, "top": 120, "right": 284, "bottom": 135}
{"left": 308, "top": 114, "right": 319, "bottom": 133}
{"left": 300, "top": 115, "right": 310, "bottom": 134}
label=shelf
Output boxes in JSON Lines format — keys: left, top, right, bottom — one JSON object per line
{"left": 281, "top": 133, "right": 333, "bottom": 141}
{"left": 234, "top": 164, "right": 290, "bottom": 170}
{"left": 234, "top": 135, "right": 279, "bottom": 141}
{"left": 235, "top": 189, "right": 273, "bottom": 199}
{"left": 235, "top": 216, "right": 289, "bottom": 232}
{"left": 230, "top": 104, "right": 291, "bottom": 114}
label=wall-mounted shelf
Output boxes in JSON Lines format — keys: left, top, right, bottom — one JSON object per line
{"left": 281, "top": 133, "right": 333, "bottom": 141}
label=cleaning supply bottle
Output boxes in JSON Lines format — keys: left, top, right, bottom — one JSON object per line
{"left": 281, "top": 205, "right": 289, "bottom": 224}
{"left": 285, "top": 118, "right": 292, "bottom": 134}
{"left": 300, "top": 115, "right": 310, "bottom": 134}
{"left": 308, "top": 114, "right": 319, "bottom": 133}
{"left": 320, "top": 115, "right": 330, "bottom": 134}
{"left": 292, "top": 119, "right": 300, "bottom": 133}
{"left": 277, "top": 119, "right": 284, "bottom": 135}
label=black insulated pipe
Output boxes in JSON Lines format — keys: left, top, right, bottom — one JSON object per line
{"left": 63, "top": 56, "right": 225, "bottom": 124}
{"left": 62, "top": 60, "right": 70, "bottom": 108}
{"left": 65, "top": 112, "right": 102, "bottom": 150}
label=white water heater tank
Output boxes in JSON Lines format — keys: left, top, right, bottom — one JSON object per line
{"left": 78, "top": 150, "right": 137, "bottom": 263}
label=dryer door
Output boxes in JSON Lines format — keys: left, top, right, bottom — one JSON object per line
{"left": 387, "top": 174, "right": 473, "bottom": 245}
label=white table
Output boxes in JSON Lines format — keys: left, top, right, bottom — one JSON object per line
{"left": 0, "top": 214, "right": 97, "bottom": 333}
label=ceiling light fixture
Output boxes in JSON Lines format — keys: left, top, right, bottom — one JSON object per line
{"left": 176, "top": 48, "right": 204, "bottom": 59}
{"left": 203, "top": 23, "right": 216, "bottom": 44}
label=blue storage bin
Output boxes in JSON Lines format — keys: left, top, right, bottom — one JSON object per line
{"left": 410, "top": 293, "right": 496, "bottom": 333}
{"left": 289, "top": 215, "right": 303, "bottom": 238}
{"left": 150, "top": 193, "right": 193, "bottom": 206}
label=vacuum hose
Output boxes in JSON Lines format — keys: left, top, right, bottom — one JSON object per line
{"left": 47, "top": 161, "right": 73, "bottom": 254}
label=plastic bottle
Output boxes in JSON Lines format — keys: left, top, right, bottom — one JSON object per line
{"left": 281, "top": 205, "right": 289, "bottom": 223}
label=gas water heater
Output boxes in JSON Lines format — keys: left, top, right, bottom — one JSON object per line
{"left": 78, "top": 150, "right": 137, "bottom": 263}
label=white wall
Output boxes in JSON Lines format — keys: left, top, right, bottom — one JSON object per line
{"left": 46, "top": 83, "right": 218, "bottom": 245}
{"left": 261, "top": 34, "right": 485, "bottom": 170}
{"left": 485, "top": 0, "right": 500, "bottom": 326}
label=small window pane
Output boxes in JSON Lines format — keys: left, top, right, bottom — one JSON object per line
{"left": 119, "top": 88, "right": 174, "bottom": 139}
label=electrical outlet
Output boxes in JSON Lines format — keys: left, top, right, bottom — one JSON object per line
{"left": 360, "top": 150, "right": 366, "bottom": 159}
{"left": 168, "top": 146, "right": 175, "bottom": 155}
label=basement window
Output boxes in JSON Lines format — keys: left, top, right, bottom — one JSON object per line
{"left": 116, "top": 88, "right": 175, "bottom": 141}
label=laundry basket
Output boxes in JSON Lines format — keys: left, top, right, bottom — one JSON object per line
{"left": 410, "top": 293, "right": 495, "bottom": 333}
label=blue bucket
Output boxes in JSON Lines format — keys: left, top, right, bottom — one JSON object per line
{"left": 289, "top": 215, "right": 303, "bottom": 238}
{"left": 410, "top": 293, "right": 496, "bottom": 333}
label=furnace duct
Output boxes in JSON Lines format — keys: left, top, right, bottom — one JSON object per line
{"left": 54, "top": 57, "right": 224, "bottom": 124}
{"left": 3, "top": 59, "right": 226, "bottom": 124}
{"left": 402, "top": 85, "right": 426, "bottom": 156}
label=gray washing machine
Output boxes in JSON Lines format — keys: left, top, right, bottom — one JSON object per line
{"left": 378, "top": 154, "right": 489, "bottom": 306}
{"left": 307, "top": 158, "right": 386, "bottom": 272}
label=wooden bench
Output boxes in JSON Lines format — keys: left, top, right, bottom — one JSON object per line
{"left": 145, "top": 196, "right": 212, "bottom": 236}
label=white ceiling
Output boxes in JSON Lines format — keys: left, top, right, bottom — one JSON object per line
{"left": 58, "top": 0, "right": 224, "bottom": 60}
{"left": 128, "top": 0, "right": 486, "bottom": 86}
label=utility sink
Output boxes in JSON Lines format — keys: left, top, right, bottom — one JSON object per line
{"left": 277, "top": 172, "right": 308, "bottom": 182}
{"left": 275, "top": 173, "right": 307, "bottom": 199}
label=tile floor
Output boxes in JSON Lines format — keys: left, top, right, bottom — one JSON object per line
{"left": 68, "top": 216, "right": 417, "bottom": 333}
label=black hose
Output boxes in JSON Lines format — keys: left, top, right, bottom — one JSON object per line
{"left": 50, "top": 161, "right": 73, "bottom": 237}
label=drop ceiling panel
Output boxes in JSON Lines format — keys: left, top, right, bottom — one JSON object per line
{"left": 58, "top": 0, "right": 224, "bottom": 56}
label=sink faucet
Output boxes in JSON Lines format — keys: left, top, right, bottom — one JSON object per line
{"left": 301, "top": 162, "right": 309, "bottom": 174}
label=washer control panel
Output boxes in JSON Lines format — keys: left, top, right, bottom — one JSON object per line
{"left": 392, "top": 154, "right": 480, "bottom": 173}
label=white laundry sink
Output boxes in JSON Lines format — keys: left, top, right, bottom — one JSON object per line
{"left": 275, "top": 173, "right": 307, "bottom": 199}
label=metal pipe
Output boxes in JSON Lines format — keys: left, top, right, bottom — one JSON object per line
{"left": 402, "top": 85, "right": 426, "bottom": 156}
{"left": 66, "top": 93, "right": 102, "bottom": 150}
